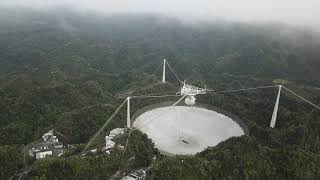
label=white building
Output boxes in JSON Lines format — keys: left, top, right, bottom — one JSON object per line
{"left": 105, "top": 138, "right": 116, "bottom": 149}
{"left": 53, "top": 143, "right": 63, "bottom": 149}
{"left": 105, "top": 128, "right": 125, "bottom": 150}
{"left": 29, "top": 129, "right": 65, "bottom": 159}
{"left": 90, "top": 149, "right": 98, "bottom": 153}
{"left": 50, "top": 136, "right": 59, "bottom": 143}
{"left": 35, "top": 150, "right": 52, "bottom": 159}
{"left": 42, "top": 129, "right": 54, "bottom": 142}
{"left": 121, "top": 168, "right": 147, "bottom": 180}
{"left": 109, "top": 128, "right": 125, "bottom": 138}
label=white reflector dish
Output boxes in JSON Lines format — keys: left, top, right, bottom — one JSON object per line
{"left": 133, "top": 106, "right": 246, "bottom": 155}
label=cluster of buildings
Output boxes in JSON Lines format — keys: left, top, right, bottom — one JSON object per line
{"left": 121, "top": 168, "right": 148, "bottom": 180}
{"left": 28, "top": 129, "right": 66, "bottom": 159}
{"left": 103, "top": 128, "right": 148, "bottom": 180}
{"left": 104, "top": 128, "right": 125, "bottom": 154}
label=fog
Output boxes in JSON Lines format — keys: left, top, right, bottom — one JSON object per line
{"left": 1, "top": 0, "right": 320, "bottom": 28}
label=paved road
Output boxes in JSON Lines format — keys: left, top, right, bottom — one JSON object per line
{"left": 9, "top": 170, "right": 30, "bottom": 180}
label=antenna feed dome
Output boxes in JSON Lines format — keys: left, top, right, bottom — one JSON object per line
{"left": 185, "top": 95, "right": 196, "bottom": 105}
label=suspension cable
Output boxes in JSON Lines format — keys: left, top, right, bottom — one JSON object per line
{"left": 150, "top": 61, "right": 163, "bottom": 77}
{"left": 282, "top": 86, "right": 320, "bottom": 110}
{"left": 80, "top": 99, "right": 127, "bottom": 155}
{"left": 165, "top": 61, "right": 183, "bottom": 84}
{"left": 127, "top": 94, "right": 183, "bottom": 129}
{"left": 123, "top": 128, "right": 137, "bottom": 153}
{"left": 131, "top": 94, "right": 182, "bottom": 99}
{"left": 172, "top": 95, "right": 186, "bottom": 106}
{"left": 206, "top": 85, "right": 279, "bottom": 94}
{"left": 134, "top": 95, "right": 185, "bottom": 130}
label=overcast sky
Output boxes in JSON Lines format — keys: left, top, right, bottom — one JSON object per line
{"left": 1, "top": 0, "right": 320, "bottom": 28}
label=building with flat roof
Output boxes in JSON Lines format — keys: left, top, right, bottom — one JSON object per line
{"left": 29, "top": 129, "right": 66, "bottom": 159}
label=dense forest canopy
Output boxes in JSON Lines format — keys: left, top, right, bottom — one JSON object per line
{"left": 0, "top": 7, "right": 319, "bottom": 179}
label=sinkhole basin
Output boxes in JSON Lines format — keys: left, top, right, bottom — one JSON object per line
{"left": 132, "top": 102, "right": 249, "bottom": 156}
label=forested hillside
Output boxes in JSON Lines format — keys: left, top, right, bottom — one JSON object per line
{"left": 0, "top": 7, "right": 320, "bottom": 179}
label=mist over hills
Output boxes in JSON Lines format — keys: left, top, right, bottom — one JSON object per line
{"left": 1, "top": 8, "right": 320, "bottom": 80}
{"left": 0, "top": 7, "right": 320, "bottom": 179}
